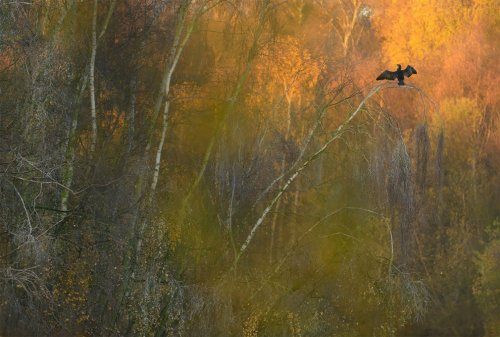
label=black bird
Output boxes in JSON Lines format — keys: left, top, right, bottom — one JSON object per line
{"left": 376, "top": 64, "right": 417, "bottom": 86}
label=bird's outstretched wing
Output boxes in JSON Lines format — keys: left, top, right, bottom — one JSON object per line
{"left": 376, "top": 70, "right": 396, "bottom": 81}
{"left": 404, "top": 65, "right": 417, "bottom": 78}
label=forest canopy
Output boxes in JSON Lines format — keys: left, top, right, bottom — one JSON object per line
{"left": 0, "top": 0, "right": 498, "bottom": 336}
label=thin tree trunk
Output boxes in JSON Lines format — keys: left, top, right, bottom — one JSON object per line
{"left": 148, "top": 2, "right": 197, "bottom": 198}
{"left": 149, "top": 101, "right": 170, "bottom": 201}
{"left": 89, "top": 0, "right": 98, "bottom": 153}
{"left": 59, "top": 0, "right": 116, "bottom": 211}
{"left": 125, "top": 2, "right": 195, "bottom": 300}
{"left": 89, "top": 0, "right": 117, "bottom": 154}
{"left": 145, "top": 1, "right": 190, "bottom": 153}
{"left": 60, "top": 74, "right": 88, "bottom": 212}
{"left": 119, "top": 5, "right": 200, "bottom": 315}
{"left": 118, "top": 0, "right": 207, "bottom": 309}
{"left": 60, "top": 117, "right": 78, "bottom": 212}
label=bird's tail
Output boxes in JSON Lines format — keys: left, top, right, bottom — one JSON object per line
{"left": 398, "top": 79, "right": 404, "bottom": 86}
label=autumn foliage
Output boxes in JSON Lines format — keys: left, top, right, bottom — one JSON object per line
{"left": 0, "top": 0, "right": 498, "bottom": 336}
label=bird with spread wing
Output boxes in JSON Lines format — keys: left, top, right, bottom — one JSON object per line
{"left": 376, "top": 64, "right": 417, "bottom": 86}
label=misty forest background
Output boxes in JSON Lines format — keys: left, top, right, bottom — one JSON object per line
{"left": 0, "top": 0, "right": 499, "bottom": 336}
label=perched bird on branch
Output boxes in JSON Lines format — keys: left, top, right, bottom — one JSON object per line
{"left": 376, "top": 64, "right": 417, "bottom": 86}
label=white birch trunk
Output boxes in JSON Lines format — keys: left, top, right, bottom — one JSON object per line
{"left": 149, "top": 102, "right": 170, "bottom": 200}
{"left": 89, "top": 0, "right": 98, "bottom": 153}
{"left": 148, "top": 7, "right": 196, "bottom": 198}
{"left": 60, "top": 0, "right": 116, "bottom": 211}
